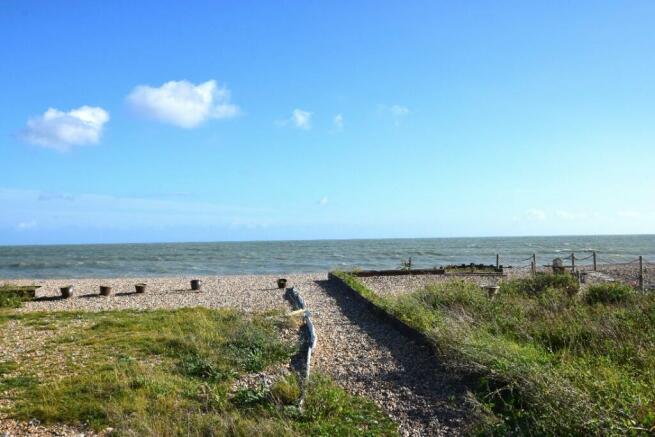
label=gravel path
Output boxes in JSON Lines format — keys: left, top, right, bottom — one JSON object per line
{"left": 300, "top": 278, "right": 475, "bottom": 436}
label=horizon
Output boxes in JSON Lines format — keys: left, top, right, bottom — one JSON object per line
{"left": 2, "top": 2, "right": 654, "bottom": 245}
{"left": 1, "top": 232, "right": 653, "bottom": 248}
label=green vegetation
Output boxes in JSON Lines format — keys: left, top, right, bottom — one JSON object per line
{"left": 586, "top": 282, "right": 635, "bottom": 304}
{"left": 0, "top": 307, "right": 396, "bottom": 436}
{"left": 0, "top": 284, "right": 39, "bottom": 308}
{"left": 501, "top": 272, "right": 580, "bottom": 296}
{"left": 334, "top": 271, "right": 655, "bottom": 435}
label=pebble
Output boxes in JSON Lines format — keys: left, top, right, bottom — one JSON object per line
{"left": 2, "top": 271, "right": 580, "bottom": 435}
{"left": 7, "top": 274, "right": 322, "bottom": 313}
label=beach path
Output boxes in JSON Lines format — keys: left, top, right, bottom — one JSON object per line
{"left": 302, "top": 277, "right": 474, "bottom": 437}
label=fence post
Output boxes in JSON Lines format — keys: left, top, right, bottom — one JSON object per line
{"left": 496, "top": 254, "right": 499, "bottom": 269}
{"left": 531, "top": 253, "right": 536, "bottom": 275}
{"left": 571, "top": 252, "right": 575, "bottom": 273}
{"left": 408, "top": 257, "right": 412, "bottom": 273}
{"left": 593, "top": 251, "right": 597, "bottom": 271}
{"left": 639, "top": 256, "right": 644, "bottom": 291}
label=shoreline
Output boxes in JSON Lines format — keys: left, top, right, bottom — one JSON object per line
{"left": 0, "top": 270, "right": 330, "bottom": 282}
{"left": 4, "top": 261, "right": 648, "bottom": 291}
{"left": 4, "top": 262, "right": 650, "bottom": 313}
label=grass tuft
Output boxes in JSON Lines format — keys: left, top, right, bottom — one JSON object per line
{"left": 270, "top": 373, "right": 301, "bottom": 405}
{"left": 586, "top": 282, "right": 635, "bottom": 305}
{"left": 501, "top": 272, "right": 580, "bottom": 296}
{"left": 0, "top": 284, "right": 39, "bottom": 308}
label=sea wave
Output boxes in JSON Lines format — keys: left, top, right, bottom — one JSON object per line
{"left": 1, "top": 235, "right": 653, "bottom": 279}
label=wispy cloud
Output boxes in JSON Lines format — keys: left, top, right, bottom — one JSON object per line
{"left": 0, "top": 188, "right": 275, "bottom": 232}
{"left": 16, "top": 220, "right": 37, "bottom": 230}
{"left": 38, "top": 192, "right": 75, "bottom": 202}
{"left": 525, "top": 208, "right": 547, "bottom": 221}
{"left": 21, "top": 106, "right": 109, "bottom": 152}
{"left": 378, "top": 104, "right": 410, "bottom": 125}
{"left": 389, "top": 105, "right": 409, "bottom": 117}
{"left": 127, "top": 80, "right": 239, "bottom": 128}
{"left": 333, "top": 114, "right": 344, "bottom": 131}
{"left": 275, "top": 109, "right": 313, "bottom": 130}
{"left": 318, "top": 196, "right": 329, "bottom": 206}
{"left": 291, "top": 109, "right": 312, "bottom": 130}
{"left": 618, "top": 210, "right": 642, "bottom": 220}
{"left": 555, "top": 210, "right": 588, "bottom": 220}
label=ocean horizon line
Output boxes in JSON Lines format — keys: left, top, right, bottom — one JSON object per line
{"left": 2, "top": 232, "right": 654, "bottom": 248}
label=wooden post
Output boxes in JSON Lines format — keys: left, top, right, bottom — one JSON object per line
{"left": 496, "top": 254, "right": 499, "bottom": 269}
{"left": 639, "top": 256, "right": 644, "bottom": 291}
{"left": 408, "top": 256, "right": 412, "bottom": 273}
{"left": 592, "top": 251, "right": 597, "bottom": 271}
{"left": 571, "top": 252, "right": 575, "bottom": 273}
{"left": 531, "top": 253, "right": 536, "bottom": 275}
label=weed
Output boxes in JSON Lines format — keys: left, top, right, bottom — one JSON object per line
{"left": 586, "top": 282, "right": 634, "bottom": 304}
{"left": 232, "top": 385, "right": 270, "bottom": 407}
{"left": 0, "top": 285, "right": 39, "bottom": 308}
{"left": 502, "top": 272, "right": 580, "bottom": 296}
{"left": 270, "top": 373, "right": 301, "bottom": 405}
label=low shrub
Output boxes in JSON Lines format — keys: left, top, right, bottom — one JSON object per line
{"left": 270, "top": 373, "right": 301, "bottom": 405}
{"left": 0, "top": 285, "right": 38, "bottom": 308}
{"left": 586, "top": 282, "right": 634, "bottom": 305}
{"left": 0, "top": 293, "right": 23, "bottom": 308}
{"left": 502, "top": 272, "right": 579, "bottom": 296}
{"left": 231, "top": 385, "right": 270, "bottom": 407}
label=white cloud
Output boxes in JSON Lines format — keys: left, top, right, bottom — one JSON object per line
{"left": 16, "top": 220, "right": 37, "bottom": 230}
{"left": 618, "top": 210, "right": 642, "bottom": 219}
{"left": 291, "top": 109, "right": 312, "bottom": 130}
{"left": 38, "top": 192, "right": 75, "bottom": 202}
{"left": 555, "top": 210, "right": 588, "bottom": 220}
{"left": 389, "top": 105, "right": 409, "bottom": 117}
{"left": 21, "top": 106, "right": 109, "bottom": 151}
{"left": 319, "top": 196, "right": 329, "bottom": 206}
{"left": 379, "top": 104, "right": 410, "bottom": 125}
{"left": 525, "top": 208, "right": 546, "bottom": 221}
{"left": 127, "top": 80, "right": 239, "bottom": 128}
{"left": 333, "top": 114, "right": 344, "bottom": 131}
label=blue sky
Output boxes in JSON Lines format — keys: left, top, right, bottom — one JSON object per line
{"left": 1, "top": 1, "right": 654, "bottom": 244}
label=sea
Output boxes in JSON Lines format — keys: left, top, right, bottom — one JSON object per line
{"left": 0, "top": 235, "right": 654, "bottom": 279}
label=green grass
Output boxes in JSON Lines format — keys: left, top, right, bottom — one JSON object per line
{"left": 0, "top": 284, "right": 39, "bottom": 308}
{"left": 586, "top": 282, "right": 635, "bottom": 304}
{"left": 334, "top": 271, "right": 655, "bottom": 435}
{"left": 0, "top": 307, "right": 396, "bottom": 436}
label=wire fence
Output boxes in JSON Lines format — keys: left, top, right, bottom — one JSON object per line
{"left": 497, "top": 251, "right": 653, "bottom": 291}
